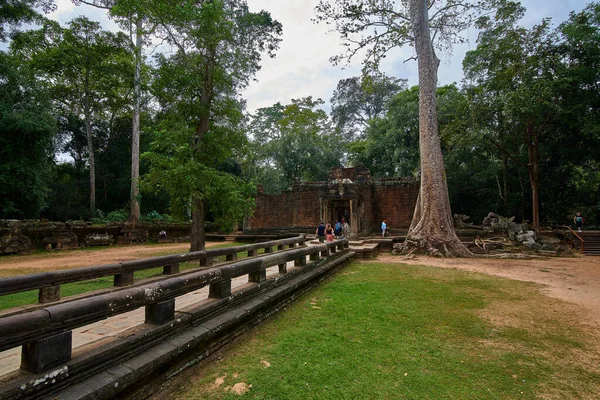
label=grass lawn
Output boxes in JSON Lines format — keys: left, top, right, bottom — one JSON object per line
{"left": 162, "top": 261, "right": 600, "bottom": 400}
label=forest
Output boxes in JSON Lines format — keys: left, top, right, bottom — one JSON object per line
{"left": 1, "top": 0, "right": 599, "bottom": 235}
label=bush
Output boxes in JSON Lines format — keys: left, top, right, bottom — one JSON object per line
{"left": 141, "top": 210, "right": 171, "bottom": 223}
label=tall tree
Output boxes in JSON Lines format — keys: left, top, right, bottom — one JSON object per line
{"left": 12, "top": 17, "right": 133, "bottom": 217}
{"left": 463, "top": 2, "right": 563, "bottom": 230}
{"left": 247, "top": 97, "right": 343, "bottom": 192}
{"left": 74, "top": 0, "right": 156, "bottom": 224}
{"left": 0, "top": 51, "right": 55, "bottom": 218}
{"left": 144, "top": 0, "right": 282, "bottom": 251}
{"left": 315, "top": 0, "right": 484, "bottom": 256}
{"left": 331, "top": 72, "right": 406, "bottom": 140}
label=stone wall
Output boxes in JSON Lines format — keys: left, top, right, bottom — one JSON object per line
{"left": 247, "top": 176, "right": 419, "bottom": 234}
{"left": 373, "top": 178, "right": 419, "bottom": 229}
{"left": 0, "top": 221, "right": 193, "bottom": 254}
{"left": 247, "top": 188, "right": 321, "bottom": 231}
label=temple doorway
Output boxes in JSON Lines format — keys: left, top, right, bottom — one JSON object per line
{"left": 327, "top": 200, "right": 350, "bottom": 224}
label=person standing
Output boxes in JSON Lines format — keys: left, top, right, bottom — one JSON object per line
{"left": 342, "top": 219, "right": 350, "bottom": 239}
{"left": 316, "top": 222, "right": 326, "bottom": 243}
{"left": 334, "top": 220, "right": 342, "bottom": 238}
{"left": 325, "top": 223, "right": 335, "bottom": 242}
{"left": 381, "top": 220, "right": 387, "bottom": 238}
{"left": 574, "top": 212, "right": 584, "bottom": 232}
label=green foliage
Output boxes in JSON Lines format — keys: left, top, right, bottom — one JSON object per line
{"left": 460, "top": 1, "right": 600, "bottom": 226}
{"left": 330, "top": 72, "right": 406, "bottom": 140}
{"left": 0, "top": 51, "right": 55, "bottom": 218}
{"left": 140, "top": 210, "right": 171, "bottom": 223}
{"left": 247, "top": 97, "right": 343, "bottom": 193}
{"left": 0, "top": 0, "right": 54, "bottom": 41}
{"left": 142, "top": 0, "right": 281, "bottom": 241}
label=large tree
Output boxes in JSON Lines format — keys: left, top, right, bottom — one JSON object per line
{"left": 315, "top": 0, "right": 484, "bottom": 256}
{"left": 463, "top": 2, "right": 563, "bottom": 231}
{"left": 0, "top": 51, "right": 55, "bottom": 218}
{"left": 247, "top": 97, "right": 343, "bottom": 193}
{"left": 74, "top": 0, "right": 158, "bottom": 224}
{"left": 331, "top": 72, "right": 406, "bottom": 140}
{"left": 144, "top": 0, "right": 282, "bottom": 251}
{"left": 12, "top": 17, "right": 133, "bottom": 217}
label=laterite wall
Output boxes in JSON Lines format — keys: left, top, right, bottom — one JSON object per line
{"left": 248, "top": 188, "right": 321, "bottom": 230}
{"left": 373, "top": 178, "right": 419, "bottom": 230}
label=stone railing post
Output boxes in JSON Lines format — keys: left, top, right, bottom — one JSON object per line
{"left": 114, "top": 271, "right": 134, "bottom": 287}
{"left": 39, "top": 285, "right": 60, "bottom": 303}
{"left": 294, "top": 255, "right": 306, "bottom": 267}
{"left": 163, "top": 263, "right": 180, "bottom": 275}
{"left": 21, "top": 331, "right": 72, "bottom": 373}
{"left": 145, "top": 299, "right": 175, "bottom": 324}
{"left": 249, "top": 268, "right": 267, "bottom": 283}
{"left": 209, "top": 279, "right": 232, "bottom": 299}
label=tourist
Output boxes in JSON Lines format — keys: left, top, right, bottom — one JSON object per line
{"left": 325, "top": 223, "right": 335, "bottom": 242}
{"left": 315, "top": 222, "right": 326, "bottom": 243}
{"left": 574, "top": 212, "right": 584, "bottom": 232}
{"left": 334, "top": 220, "right": 342, "bottom": 238}
{"left": 475, "top": 236, "right": 486, "bottom": 250}
{"left": 381, "top": 220, "right": 387, "bottom": 238}
{"left": 342, "top": 220, "right": 350, "bottom": 239}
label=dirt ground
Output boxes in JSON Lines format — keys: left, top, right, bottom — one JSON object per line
{"left": 376, "top": 253, "right": 600, "bottom": 327}
{"left": 0, "top": 242, "right": 224, "bottom": 273}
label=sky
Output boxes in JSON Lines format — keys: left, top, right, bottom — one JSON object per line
{"left": 47, "top": 0, "right": 588, "bottom": 114}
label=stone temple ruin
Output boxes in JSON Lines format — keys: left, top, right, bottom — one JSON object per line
{"left": 245, "top": 166, "right": 419, "bottom": 238}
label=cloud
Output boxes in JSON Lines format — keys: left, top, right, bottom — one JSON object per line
{"left": 42, "top": 0, "right": 590, "bottom": 115}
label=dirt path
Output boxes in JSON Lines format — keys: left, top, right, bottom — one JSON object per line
{"left": 375, "top": 254, "right": 600, "bottom": 326}
{"left": 0, "top": 242, "right": 225, "bottom": 273}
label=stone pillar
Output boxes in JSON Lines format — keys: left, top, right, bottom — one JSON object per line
{"left": 350, "top": 200, "right": 359, "bottom": 240}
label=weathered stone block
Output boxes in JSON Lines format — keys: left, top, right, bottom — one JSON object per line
{"left": 21, "top": 331, "right": 72, "bottom": 373}
{"left": 249, "top": 269, "right": 266, "bottom": 283}
{"left": 39, "top": 285, "right": 61, "bottom": 303}
{"left": 163, "top": 264, "right": 180, "bottom": 275}
{"left": 114, "top": 271, "right": 134, "bottom": 286}
{"left": 145, "top": 299, "right": 175, "bottom": 325}
{"left": 209, "top": 279, "right": 232, "bottom": 299}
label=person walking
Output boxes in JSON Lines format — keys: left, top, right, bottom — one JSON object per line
{"left": 381, "top": 220, "right": 387, "bottom": 238}
{"left": 574, "top": 212, "right": 584, "bottom": 232}
{"left": 315, "top": 222, "right": 326, "bottom": 243}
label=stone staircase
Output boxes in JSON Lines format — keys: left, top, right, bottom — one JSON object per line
{"left": 579, "top": 231, "right": 600, "bottom": 256}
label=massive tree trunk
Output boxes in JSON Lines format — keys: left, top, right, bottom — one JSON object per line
{"left": 400, "top": 0, "right": 471, "bottom": 257}
{"left": 129, "top": 18, "right": 143, "bottom": 225}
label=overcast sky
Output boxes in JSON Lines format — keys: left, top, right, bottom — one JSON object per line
{"left": 48, "top": 0, "right": 588, "bottom": 114}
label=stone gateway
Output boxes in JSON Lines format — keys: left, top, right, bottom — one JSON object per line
{"left": 246, "top": 166, "right": 419, "bottom": 238}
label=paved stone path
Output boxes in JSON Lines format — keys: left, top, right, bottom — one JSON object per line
{"left": 0, "top": 262, "right": 291, "bottom": 377}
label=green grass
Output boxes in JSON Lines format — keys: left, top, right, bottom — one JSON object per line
{"left": 167, "top": 262, "right": 600, "bottom": 400}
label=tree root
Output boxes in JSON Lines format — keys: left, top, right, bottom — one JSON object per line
{"left": 395, "top": 237, "right": 472, "bottom": 258}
